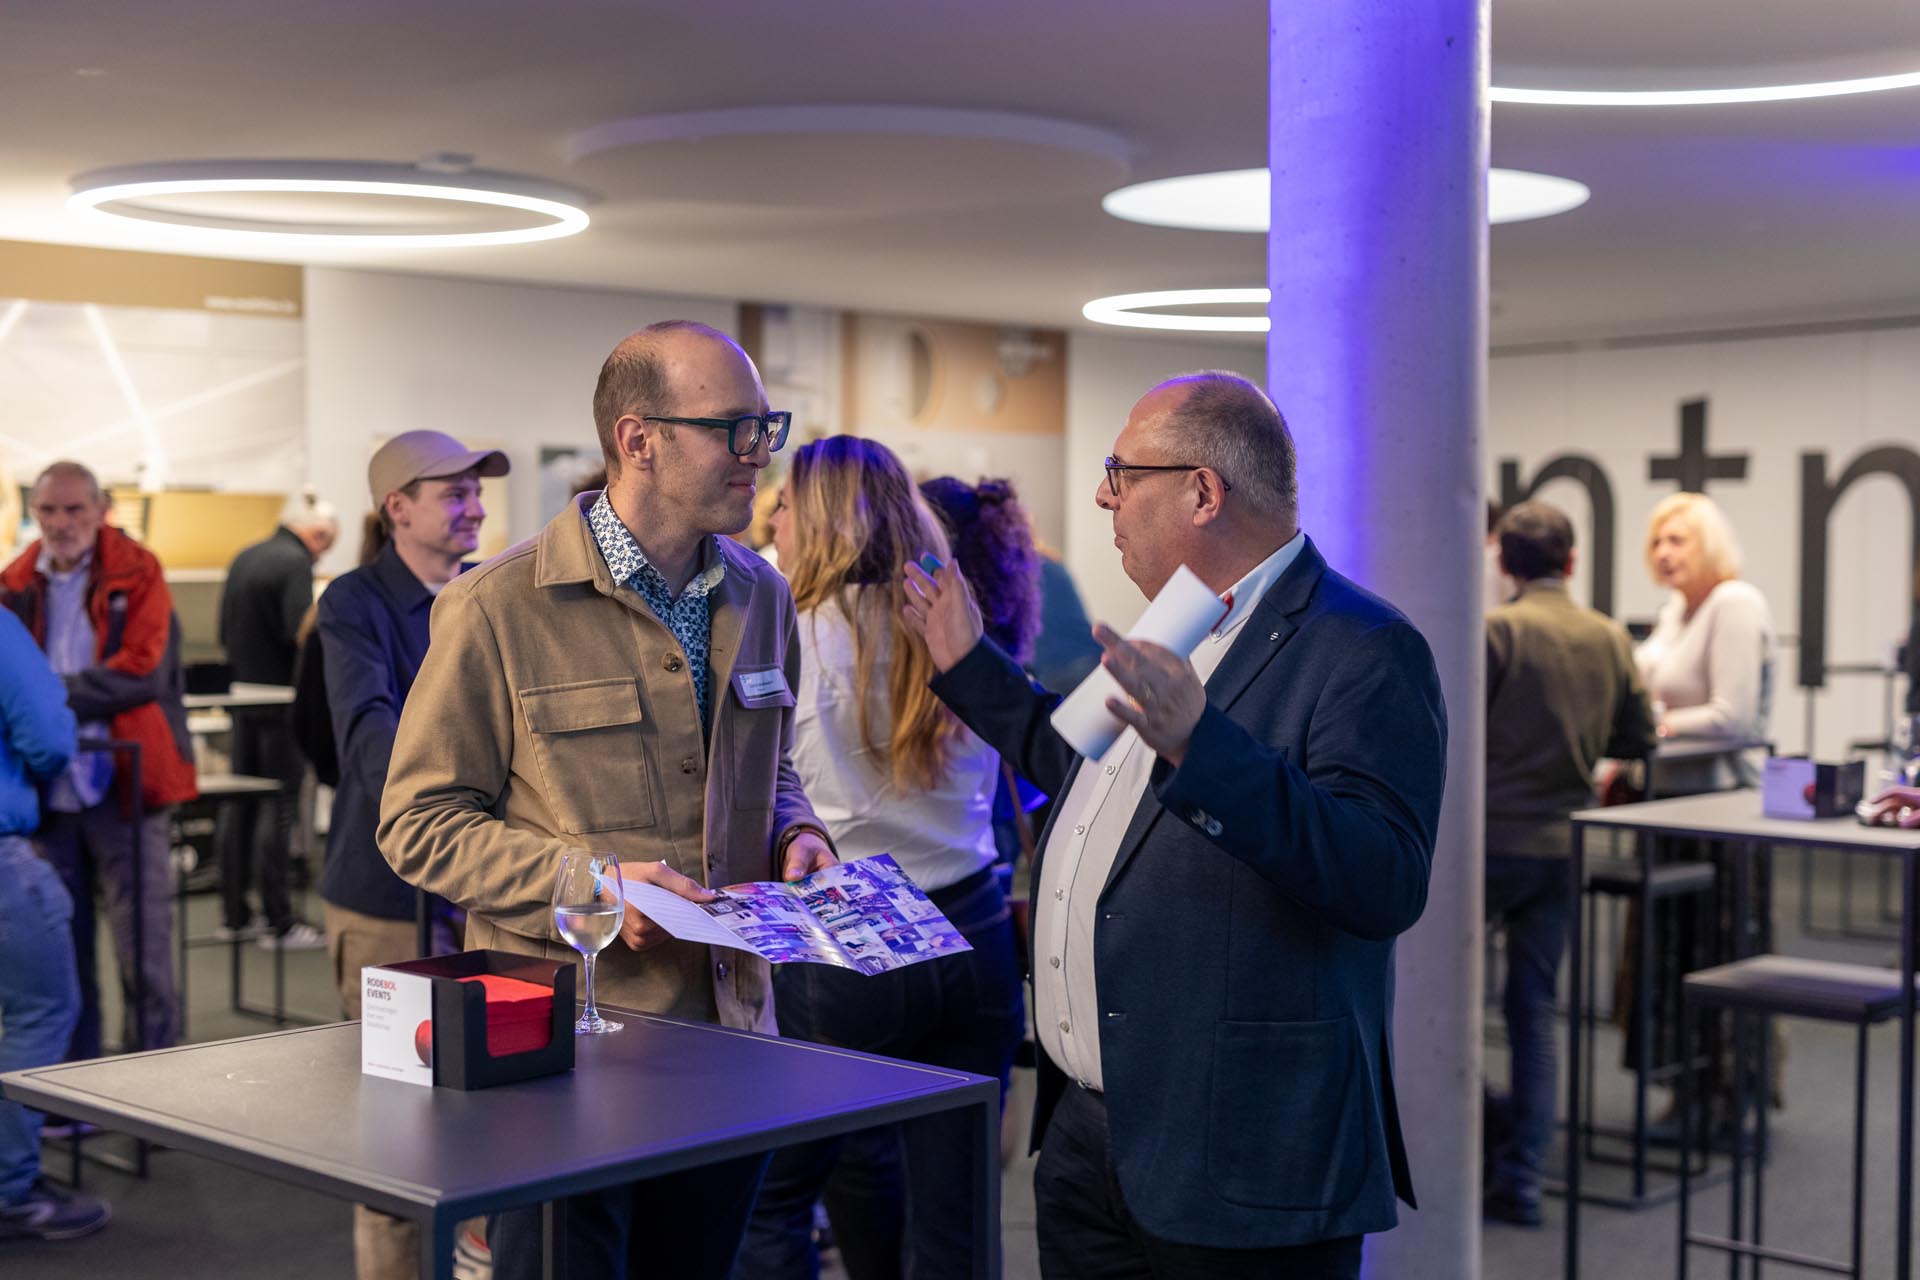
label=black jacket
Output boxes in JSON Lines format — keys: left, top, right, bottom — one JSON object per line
{"left": 219, "top": 527, "right": 314, "bottom": 685}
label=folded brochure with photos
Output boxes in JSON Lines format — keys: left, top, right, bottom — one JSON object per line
{"left": 620, "top": 854, "right": 972, "bottom": 974}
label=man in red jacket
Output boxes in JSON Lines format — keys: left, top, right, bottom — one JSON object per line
{"left": 1, "top": 461, "right": 197, "bottom": 1058}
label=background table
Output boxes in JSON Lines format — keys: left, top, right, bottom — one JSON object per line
{"left": 2, "top": 1010, "right": 1000, "bottom": 1280}
{"left": 1564, "top": 791, "right": 1920, "bottom": 1280}
{"left": 183, "top": 682, "right": 296, "bottom": 711}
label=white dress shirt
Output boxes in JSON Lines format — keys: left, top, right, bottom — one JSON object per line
{"left": 791, "top": 602, "right": 1000, "bottom": 891}
{"left": 1033, "top": 533, "right": 1305, "bottom": 1090}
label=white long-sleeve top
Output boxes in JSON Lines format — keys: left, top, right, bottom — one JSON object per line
{"left": 791, "top": 602, "right": 999, "bottom": 892}
{"left": 1636, "top": 578, "right": 1776, "bottom": 792}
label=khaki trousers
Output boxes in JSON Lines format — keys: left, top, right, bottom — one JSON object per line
{"left": 325, "top": 902, "right": 430, "bottom": 1280}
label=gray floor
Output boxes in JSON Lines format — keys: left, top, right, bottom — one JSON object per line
{"left": 3, "top": 846, "right": 1913, "bottom": 1278}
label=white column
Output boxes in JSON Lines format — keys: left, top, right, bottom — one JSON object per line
{"left": 1267, "top": 4, "right": 1488, "bottom": 1277}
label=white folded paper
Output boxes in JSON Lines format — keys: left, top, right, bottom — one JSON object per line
{"left": 1048, "top": 564, "right": 1226, "bottom": 759}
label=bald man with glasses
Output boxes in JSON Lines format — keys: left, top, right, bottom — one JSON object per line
{"left": 380, "top": 320, "right": 832, "bottom": 1280}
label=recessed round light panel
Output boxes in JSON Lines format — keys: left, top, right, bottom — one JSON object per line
{"left": 1491, "top": 68, "right": 1920, "bottom": 107}
{"left": 69, "top": 160, "right": 591, "bottom": 248}
{"left": 1486, "top": 169, "right": 1591, "bottom": 223}
{"left": 1102, "top": 167, "right": 1588, "bottom": 232}
{"left": 1081, "top": 288, "right": 1271, "bottom": 333}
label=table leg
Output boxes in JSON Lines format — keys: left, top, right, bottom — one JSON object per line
{"left": 1566, "top": 821, "right": 1586, "bottom": 1280}
{"left": 972, "top": 1090, "right": 1001, "bottom": 1280}
{"left": 1899, "top": 850, "right": 1916, "bottom": 1279}
{"left": 419, "top": 1213, "right": 455, "bottom": 1280}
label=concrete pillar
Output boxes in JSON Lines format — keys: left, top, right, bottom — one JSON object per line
{"left": 1266, "top": 4, "right": 1488, "bottom": 1278}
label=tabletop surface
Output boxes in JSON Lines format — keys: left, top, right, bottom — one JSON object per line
{"left": 1572, "top": 788, "right": 1920, "bottom": 853}
{"left": 183, "top": 682, "right": 295, "bottom": 709}
{"left": 1650, "top": 735, "right": 1772, "bottom": 764}
{"left": 1, "top": 1011, "right": 993, "bottom": 1219}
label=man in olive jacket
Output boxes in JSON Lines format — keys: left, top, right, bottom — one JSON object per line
{"left": 379, "top": 321, "right": 833, "bottom": 1280}
{"left": 1483, "top": 500, "right": 1657, "bottom": 1225}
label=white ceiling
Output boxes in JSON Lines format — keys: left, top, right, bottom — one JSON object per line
{"left": 4, "top": 0, "right": 1919, "bottom": 345}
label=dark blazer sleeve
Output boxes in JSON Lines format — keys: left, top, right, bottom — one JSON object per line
{"left": 927, "top": 636, "right": 1081, "bottom": 795}
{"left": 1153, "top": 618, "right": 1447, "bottom": 941}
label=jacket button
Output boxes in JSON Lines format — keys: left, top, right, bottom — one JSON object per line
{"left": 716, "top": 961, "right": 729, "bottom": 979}
{"left": 664, "top": 654, "right": 684, "bottom": 672}
{"left": 680, "top": 756, "right": 698, "bottom": 775}
{"left": 1049, "top": 955, "right": 1061, "bottom": 969}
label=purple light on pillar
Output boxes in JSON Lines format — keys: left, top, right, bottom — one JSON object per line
{"left": 1268, "top": 3, "right": 1487, "bottom": 1278}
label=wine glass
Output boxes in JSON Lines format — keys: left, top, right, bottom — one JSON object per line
{"left": 552, "top": 851, "right": 625, "bottom": 1035}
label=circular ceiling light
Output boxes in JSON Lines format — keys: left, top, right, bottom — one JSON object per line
{"left": 1102, "top": 167, "right": 1589, "bottom": 232}
{"left": 1490, "top": 68, "right": 1920, "bottom": 108}
{"left": 1081, "top": 288, "right": 1271, "bottom": 333}
{"left": 68, "top": 159, "right": 591, "bottom": 248}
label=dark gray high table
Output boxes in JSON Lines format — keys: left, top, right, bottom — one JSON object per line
{"left": 1, "top": 1008, "right": 1001, "bottom": 1279}
{"left": 1562, "top": 791, "right": 1920, "bottom": 1280}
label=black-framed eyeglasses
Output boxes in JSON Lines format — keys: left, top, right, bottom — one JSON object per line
{"left": 643, "top": 411, "right": 793, "bottom": 457}
{"left": 1102, "top": 456, "right": 1231, "bottom": 497}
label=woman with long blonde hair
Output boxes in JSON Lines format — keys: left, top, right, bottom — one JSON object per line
{"left": 738, "top": 435, "right": 1022, "bottom": 1280}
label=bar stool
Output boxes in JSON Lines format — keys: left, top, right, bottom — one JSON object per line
{"left": 1678, "top": 955, "right": 1902, "bottom": 1279}
{"left": 1576, "top": 839, "right": 1718, "bottom": 1206}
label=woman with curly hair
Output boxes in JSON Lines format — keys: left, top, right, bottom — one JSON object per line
{"left": 736, "top": 436, "right": 1022, "bottom": 1280}
{"left": 916, "top": 476, "right": 1041, "bottom": 664}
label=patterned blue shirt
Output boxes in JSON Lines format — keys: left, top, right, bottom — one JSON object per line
{"left": 586, "top": 492, "right": 727, "bottom": 732}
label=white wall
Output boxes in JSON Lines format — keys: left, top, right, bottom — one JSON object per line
{"left": 1491, "top": 324, "right": 1920, "bottom": 759}
{"left": 303, "top": 268, "right": 733, "bottom": 577}
{"left": 1063, "top": 330, "right": 1265, "bottom": 630}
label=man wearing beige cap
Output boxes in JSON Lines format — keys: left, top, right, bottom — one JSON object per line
{"left": 314, "top": 429, "right": 507, "bottom": 1280}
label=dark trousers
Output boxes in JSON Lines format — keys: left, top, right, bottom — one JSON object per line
{"left": 735, "top": 868, "right": 1025, "bottom": 1280}
{"left": 490, "top": 1151, "right": 769, "bottom": 1280}
{"left": 214, "top": 710, "right": 302, "bottom": 932}
{"left": 34, "top": 805, "right": 179, "bottom": 1057}
{"left": 1483, "top": 852, "right": 1572, "bottom": 1206}
{"left": 1034, "top": 1085, "right": 1361, "bottom": 1280}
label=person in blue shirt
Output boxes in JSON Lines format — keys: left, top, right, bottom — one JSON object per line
{"left": 0, "top": 607, "right": 109, "bottom": 1243}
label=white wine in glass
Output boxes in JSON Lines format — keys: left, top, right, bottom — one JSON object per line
{"left": 552, "top": 851, "right": 625, "bottom": 1034}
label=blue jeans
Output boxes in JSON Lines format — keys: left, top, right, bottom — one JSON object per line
{"left": 735, "top": 867, "right": 1025, "bottom": 1280}
{"left": 0, "top": 834, "right": 81, "bottom": 1204}
{"left": 1484, "top": 853, "right": 1573, "bottom": 1205}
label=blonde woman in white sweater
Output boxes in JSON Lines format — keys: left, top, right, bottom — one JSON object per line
{"left": 1630, "top": 491, "right": 1783, "bottom": 1132}
{"left": 1636, "top": 492, "right": 1776, "bottom": 793}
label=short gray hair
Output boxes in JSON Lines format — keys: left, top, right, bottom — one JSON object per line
{"left": 30, "top": 460, "right": 104, "bottom": 504}
{"left": 1156, "top": 371, "right": 1296, "bottom": 519}
{"left": 280, "top": 487, "right": 338, "bottom": 534}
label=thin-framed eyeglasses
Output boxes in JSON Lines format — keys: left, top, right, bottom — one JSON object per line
{"left": 643, "top": 411, "right": 793, "bottom": 457}
{"left": 1103, "top": 456, "right": 1232, "bottom": 497}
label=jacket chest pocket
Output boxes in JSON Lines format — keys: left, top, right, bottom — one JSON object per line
{"left": 520, "top": 678, "right": 656, "bottom": 834}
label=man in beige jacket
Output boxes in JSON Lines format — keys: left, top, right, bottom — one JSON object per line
{"left": 379, "top": 320, "right": 833, "bottom": 1280}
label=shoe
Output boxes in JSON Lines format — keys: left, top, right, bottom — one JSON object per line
{"left": 1483, "top": 1187, "right": 1543, "bottom": 1228}
{"left": 257, "top": 921, "right": 325, "bottom": 951}
{"left": 451, "top": 1222, "right": 492, "bottom": 1280}
{"left": 0, "top": 1181, "right": 111, "bottom": 1241}
{"left": 214, "top": 916, "right": 268, "bottom": 942}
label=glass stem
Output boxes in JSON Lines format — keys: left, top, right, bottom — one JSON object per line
{"left": 581, "top": 950, "right": 599, "bottom": 1024}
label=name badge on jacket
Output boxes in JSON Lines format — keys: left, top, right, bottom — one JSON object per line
{"left": 732, "top": 666, "right": 794, "bottom": 707}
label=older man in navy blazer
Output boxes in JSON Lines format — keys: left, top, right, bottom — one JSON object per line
{"left": 904, "top": 371, "right": 1447, "bottom": 1278}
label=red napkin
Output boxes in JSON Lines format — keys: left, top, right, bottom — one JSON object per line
{"left": 457, "top": 974, "right": 554, "bottom": 1057}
